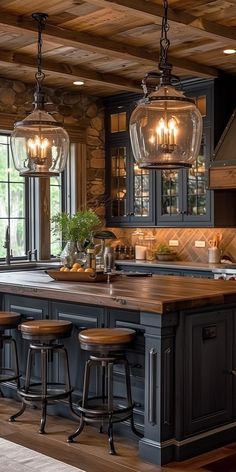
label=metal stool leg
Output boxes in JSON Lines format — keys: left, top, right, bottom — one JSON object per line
{"left": 11, "top": 338, "right": 20, "bottom": 389}
{"left": 107, "top": 361, "right": 116, "bottom": 455}
{"left": 67, "top": 359, "right": 92, "bottom": 443}
{"left": 124, "top": 357, "right": 143, "bottom": 438}
{"left": 9, "top": 346, "right": 34, "bottom": 422}
{"left": 61, "top": 346, "right": 79, "bottom": 418}
{"left": 99, "top": 361, "right": 107, "bottom": 434}
{"left": 39, "top": 348, "right": 47, "bottom": 434}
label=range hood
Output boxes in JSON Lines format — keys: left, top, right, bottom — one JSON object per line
{"left": 209, "top": 108, "right": 236, "bottom": 189}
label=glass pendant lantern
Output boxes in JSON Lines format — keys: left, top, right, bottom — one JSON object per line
{"left": 10, "top": 13, "right": 69, "bottom": 177}
{"left": 129, "top": 0, "right": 202, "bottom": 169}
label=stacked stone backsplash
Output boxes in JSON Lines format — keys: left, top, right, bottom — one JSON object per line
{"left": 108, "top": 227, "right": 236, "bottom": 263}
{"left": 0, "top": 77, "right": 105, "bottom": 217}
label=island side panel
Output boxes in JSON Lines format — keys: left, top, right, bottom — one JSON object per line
{"left": 139, "top": 311, "right": 178, "bottom": 465}
{"left": 174, "top": 306, "right": 236, "bottom": 462}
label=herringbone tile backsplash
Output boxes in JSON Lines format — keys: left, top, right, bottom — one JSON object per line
{"left": 108, "top": 227, "right": 236, "bottom": 263}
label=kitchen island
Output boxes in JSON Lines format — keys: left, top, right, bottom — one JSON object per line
{"left": 1, "top": 270, "right": 236, "bottom": 465}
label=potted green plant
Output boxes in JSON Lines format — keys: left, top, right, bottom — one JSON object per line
{"left": 156, "top": 243, "right": 177, "bottom": 261}
{"left": 51, "top": 209, "right": 101, "bottom": 266}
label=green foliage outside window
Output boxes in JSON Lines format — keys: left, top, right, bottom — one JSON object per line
{"left": 0, "top": 136, "right": 26, "bottom": 258}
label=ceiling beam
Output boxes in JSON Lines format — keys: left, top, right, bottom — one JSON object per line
{"left": 85, "top": 0, "right": 236, "bottom": 42}
{"left": 0, "top": 49, "right": 141, "bottom": 92}
{"left": 0, "top": 12, "right": 217, "bottom": 78}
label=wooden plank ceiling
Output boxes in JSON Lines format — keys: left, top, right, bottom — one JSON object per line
{"left": 0, "top": 0, "right": 235, "bottom": 96}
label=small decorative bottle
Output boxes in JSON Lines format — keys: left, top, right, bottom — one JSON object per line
{"left": 86, "top": 247, "right": 96, "bottom": 270}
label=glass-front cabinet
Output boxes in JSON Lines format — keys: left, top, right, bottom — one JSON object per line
{"left": 105, "top": 98, "right": 155, "bottom": 226}
{"left": 105, "top": 78, "right": 236, "bottom": 228}
{"left": 157, "top": 128, "right": 211, "bottom": 224}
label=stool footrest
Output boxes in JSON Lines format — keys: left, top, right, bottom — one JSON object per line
{"left": 18, "top": 383, "right": 73, "bottom": 401}
{"left": 79, "top": 395, "right": 134, "bottom": 422}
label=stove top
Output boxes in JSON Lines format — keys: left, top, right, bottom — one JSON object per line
{"left": 213, "top": 264, "right": 236, "bottom": 279}
{"left": 213, "top": 264, "right": 236, "bottom": 273}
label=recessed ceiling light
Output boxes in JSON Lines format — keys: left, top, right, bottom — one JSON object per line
{"left": 73, "top": 80, "right": 84, "bottom": 85}
{"left": 223, "top": 49, "right": 236, "bottom": 55}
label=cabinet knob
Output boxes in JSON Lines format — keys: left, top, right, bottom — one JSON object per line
{"left": 231, "top": 370, "right": 236, "bottom": 376}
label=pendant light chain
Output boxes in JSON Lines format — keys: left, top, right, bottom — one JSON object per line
{"left": 159, "top": 0, "right": 173, "bottom": 85}
{"left": 159, "top": 0, "right": 170, "bottom": 70}
{"left": 35, "top": 15, "right": 46, "bottom": 85}
{"left": 32, "top": 13, "right": 48, "bottom": 108}
{"left": 129, "top": 0, "right": 203, "bottom": 169}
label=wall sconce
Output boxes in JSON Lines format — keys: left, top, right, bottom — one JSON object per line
{"left": 129, "top": 0, "right": 202, "bottom": 169}
{"left": 10, "top": 13, "right": 69, "bottom": 177}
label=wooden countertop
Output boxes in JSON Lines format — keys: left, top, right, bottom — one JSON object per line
{"left": 1, "top": 270, "right": 236, "bottom": 314}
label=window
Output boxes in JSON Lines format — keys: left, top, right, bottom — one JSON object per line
{"left": 0, "top": 133, "right": 84, "bottom": 262}
{"left": 50, "top": 175, "right": 63, "bottom": 257}
{"left": 0, "top": 134, "right": 28, "bottom": 260}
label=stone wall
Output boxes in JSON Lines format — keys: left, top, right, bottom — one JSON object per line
{"left": 0, "top": 77, "right": 105, "bottom": 218}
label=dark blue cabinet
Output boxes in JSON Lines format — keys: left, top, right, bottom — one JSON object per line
{"left": 177, "top": 309, "right": 233, "bottom": 437}
{"left": 105, "top": 94, "right": 155, "bottom": 227}
{"left": 115, "top": 262, "right": 214, "bottom": 278}
{"left": 105, "top": 77, "right": 236, "bottom": 228}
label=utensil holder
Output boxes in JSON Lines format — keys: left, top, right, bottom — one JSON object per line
{"left": 208, "top": 247, "right": 220, "bottom": 264}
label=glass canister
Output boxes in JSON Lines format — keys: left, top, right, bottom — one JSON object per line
{"left": 144, "top": 236, "right": 156, "bottom": 261}
{"left": 131, "top": 229, "right": 144, "bottom": 247}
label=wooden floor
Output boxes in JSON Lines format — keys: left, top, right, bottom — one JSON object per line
{"left": 1, "top": 398, "right": 236, "bottom": 471}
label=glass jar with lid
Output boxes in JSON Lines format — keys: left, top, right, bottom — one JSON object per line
{"left": 144, "top": 236, "right": 156, "bottom": 261}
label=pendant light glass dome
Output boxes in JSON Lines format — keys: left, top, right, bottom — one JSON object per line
{"left": 129, "top": 1, "right": 202, "bottom": 170}
{"left": 10, "top": 13, "right": 69, "bottom": 177}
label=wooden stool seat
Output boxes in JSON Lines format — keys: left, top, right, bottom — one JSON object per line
{"left": 79, "top": 328, "right": 135, "bottom": 351}
{"left": 0, "top": 312, "right": 21, "bottom": 330}
{"left": 20, "top": 320, "right": 72, "bottom": 341}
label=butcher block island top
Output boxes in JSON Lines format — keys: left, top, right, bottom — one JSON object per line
{"left": 0, "top": 270, "right": 236, "bottom": 314}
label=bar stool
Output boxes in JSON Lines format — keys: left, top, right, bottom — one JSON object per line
{"left": 9, "top": 319, "right": 76, "bottom": 434}
{"left": 0, "top": 311, "right": 21, "bottom": 394}
{"left": 68, "top": 327, "right": 142, "bottom": 454}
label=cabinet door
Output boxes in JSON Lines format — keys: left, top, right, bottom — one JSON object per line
{"left": 52, "top": 302, "right": 104, "bottom": 402}
{"left": 108, "top": 309, "right": 144, "bottom": 431}
{"left": 106, "top": 138, "right": 155, "bottom": 226}
{"left": 4, "top": 295, "right": 48, "bottom": 382}
{"left": 156, "top": 83, "right": 212, "bottom": 227}
{"left": 183, "top": 309, "right": 233, "bottom": 436}
{"left": 156, "top": 169, "right": 184, "bottom": 223}
{"left": 183, "top": 127, "right": 212, "bottom": 224}
{"left": 105, "top": 101, "right": 155, "bottom": 227}
{"left": 106, "top": 137, "right": 130, "bottom": 225}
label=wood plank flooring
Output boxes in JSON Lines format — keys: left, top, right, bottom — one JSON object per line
{"left": 1, "top": 398, "right": 236, "bottom": 471}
